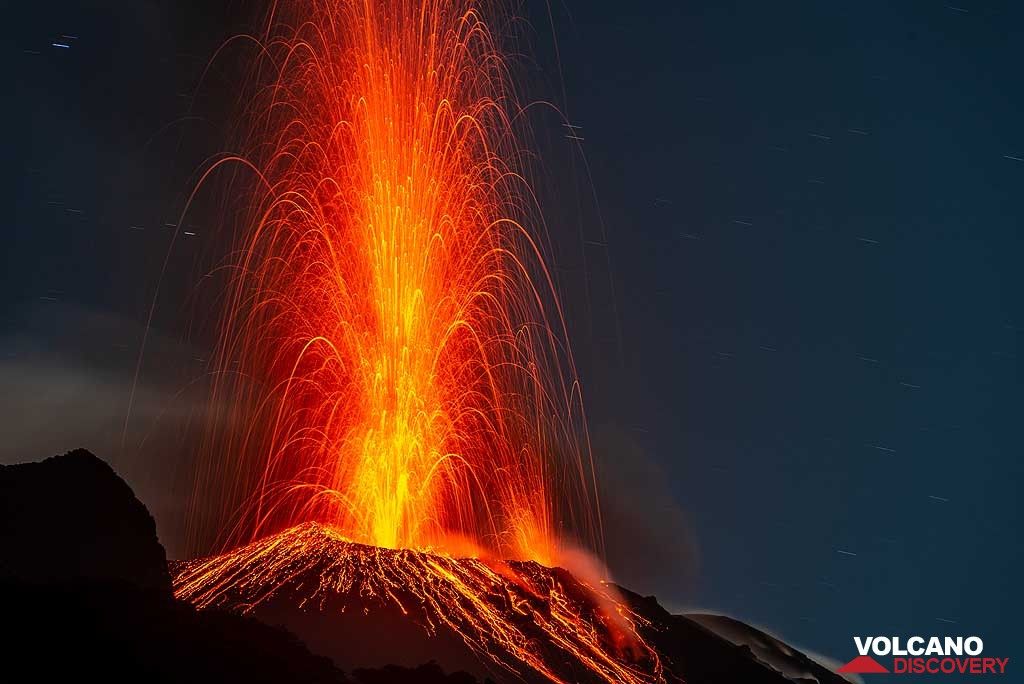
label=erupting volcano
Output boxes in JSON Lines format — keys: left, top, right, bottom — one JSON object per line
{"left": 175, "top": 0, "right": 664, "bottom": 681}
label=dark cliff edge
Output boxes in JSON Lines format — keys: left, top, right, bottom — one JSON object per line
{"left": 0, "top": 448, "right": 170, "bottom": 593}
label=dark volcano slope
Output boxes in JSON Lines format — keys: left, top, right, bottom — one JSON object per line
{"left": 195, "top": 535, "right": 848, "bottom": 684}
{"left": 618, "top": 588, "right": 849, "bottom": 684}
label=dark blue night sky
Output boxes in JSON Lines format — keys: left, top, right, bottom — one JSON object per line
{"left": 3, "top": 0, "right": 1021, "bottom": 673}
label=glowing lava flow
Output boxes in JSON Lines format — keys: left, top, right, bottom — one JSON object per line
{"left": 178, "top": 1, "right": 663, "bottom": 681}
{"left": 175, "top": 523, "right": 662, "bottom": 683}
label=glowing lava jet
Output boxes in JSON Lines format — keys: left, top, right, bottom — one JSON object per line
{"left": 191, "top": 0, "right": 596, "bottom": 563}
{"left": 177, "top": 1, "right": 662, "bottom": 681}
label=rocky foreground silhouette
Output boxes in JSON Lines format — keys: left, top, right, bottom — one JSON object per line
{"left": 0, "top": 450, "right": 851, "bottom": 684}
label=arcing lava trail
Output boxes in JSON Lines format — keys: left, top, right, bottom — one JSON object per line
{"left": 178, "top": 0, "right": 662, "bottom": 681}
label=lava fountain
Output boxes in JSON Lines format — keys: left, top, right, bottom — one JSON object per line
{"left": 176, "top": 1, "right": 662, "bottom": 681}
{"left": 190, "top": 0, "right": 596, "bottom": 563}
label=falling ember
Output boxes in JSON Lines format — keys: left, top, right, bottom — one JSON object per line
{"left": 178, "top": 0, "right": 662, "bottom": 680}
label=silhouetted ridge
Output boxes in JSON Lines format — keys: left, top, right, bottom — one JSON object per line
{"left": 0, "top": 448, "right": 170, "bottom": 593}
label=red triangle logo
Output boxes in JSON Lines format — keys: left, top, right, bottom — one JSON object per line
{"left": 838, "top": 655, "right": 890, "bottom": 674}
